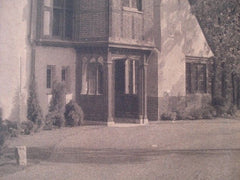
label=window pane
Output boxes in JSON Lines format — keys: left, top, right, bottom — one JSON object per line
{"left": 47, "top": 66, "right": 52, "bottom": 88}
{"left": 65, "top": 10, "right": 73, "bottom": 38}
{"left": 137, "top": 0, "right": 142, "bottom": 11}
{"left": 199, "top": 64, "right": 207, "bottom": 93}
{"left": 88, "top": 64, "right": 96, "bottom": 94}
{"left": 98, "top": 65, "right": 104, "bottom": 94}
{"left": 43, "top": 11, "right": 51, "bottom": 35}
{"left": 53, "top": 8, "right": 63, "bottom": 36}
{"left": 125, "top": 60, "right": 130, "bottom": 94}
{"left": 61, "top": 68, "right": 66, "bottom": 81}
{"left": 186, "top": 63, "right": 192, "bottom": 94}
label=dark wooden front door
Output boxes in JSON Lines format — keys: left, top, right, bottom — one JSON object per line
{"left": 114, "top": 60, "right": 138, "bottom": 118}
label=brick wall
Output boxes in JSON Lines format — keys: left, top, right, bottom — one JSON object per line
{"left": 78, "top": 95, "right": 105, "bottom": 121}
{"left": 147, "top": 97, "right": 159, "bottom": 121}
{"left": 74, "top": 0, "right": 108, "bottom": 41}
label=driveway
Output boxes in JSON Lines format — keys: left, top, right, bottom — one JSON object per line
{"left": 1, "top": 119, "right": 240, "bottom": 179}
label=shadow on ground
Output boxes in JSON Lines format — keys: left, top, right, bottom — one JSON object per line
{"left": 4, "top": 147, "right": 240, "bottom": 165}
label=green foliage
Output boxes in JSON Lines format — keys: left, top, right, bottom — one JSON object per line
{"left": 65, "top": 100, "right": 84, "bottom": 126}
{"left": 27, "top": 78, "right": 43, "bottom": 126}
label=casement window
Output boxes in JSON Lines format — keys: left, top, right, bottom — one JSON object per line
{"left": 125, "top": 59, "right": 137, "bottom": 94}
{"left": 186, "top": 63, "right": 207, "bottom": 94}
{"left": 87, "top": 62, "right": 103, "bottom": 95}
{"left": 61, "top": 66, "right": 71, "bottom": 91}
{"left": 123, "top": 0, "right": 142, "bottom": 11}
{"left": 42, "top": 0, "right": 73, "bottom": 39}
{"left": 46, "top": 65, "right": 56, "bottom": 88}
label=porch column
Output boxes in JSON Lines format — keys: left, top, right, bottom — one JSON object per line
{"left": 138, "top": 55, "right": 149, "bottom": 124}
{"left": 104, "top": 50, "right": 114, "bottom": 126}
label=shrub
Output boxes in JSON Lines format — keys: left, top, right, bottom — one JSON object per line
{"left": 65, "top": 100, "right": 84, "bottom": 126}
{"left": 175, "top": 104, "right": 216, "bottom": 120}
{"left": 44, "top": 112, "right": 65, "bottom": 130}
{"left": 49, "top": 82, "right": 66, "bottom": 113}
{"left": 160, "top": 112, "right": 176, "bottom": 120}
{"left": 20, "top": 121, "right": 34, "bottom": 135}
{"left": 0, "top": 108, "right": 4, "bottom": 154}
{"left": 212, "top": 96, "right": 227, "bottom": 116}
{"left": 45, "top": 82, "right": 66, "bottom": 129}
{"left": 227, "top": 104, "right": 238, "bottom": 116}
{"left": 188, "top": 108, "right": 203, "bottom": 120}
{"left": 4, "top": 120, "right": 18, "bottom": 137}
{"left": 201, "top": 105, "right": 216, "bottom": 119}
{"left": 27, "top": 78, "right": 43, "bottom": 127}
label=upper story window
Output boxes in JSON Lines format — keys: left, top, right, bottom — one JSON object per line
{"left": 42, "top": 0, "right": 73, "bottom": 40}
{"left": 123, "top": 0, "right": 142, "bottom": 11}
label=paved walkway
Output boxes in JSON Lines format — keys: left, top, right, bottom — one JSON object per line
{"left": 1, "top": 119, "right": 240, "bottom": 179}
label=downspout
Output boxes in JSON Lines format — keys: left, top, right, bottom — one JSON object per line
{"left": 29, "top": 0, "right": 36, "bottom": 80}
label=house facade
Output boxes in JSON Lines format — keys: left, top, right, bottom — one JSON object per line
{"left": 0, "top": 0, "right": 213, "bottom": 124}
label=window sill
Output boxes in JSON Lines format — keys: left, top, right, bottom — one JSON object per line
{"left": 80, "top": 93, "right": 103, "bottom": 96}
{"left": 123, "top": 7, "right": 143, "bottom": 14}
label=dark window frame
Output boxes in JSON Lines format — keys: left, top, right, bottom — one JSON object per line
{"left": 86, "top": 62, "right": 104, "bottom": 95}
{"left": 42, "top": 0, "right": 74, "bottom": 40}
{"left": 186, "top": 62, "right": 207, "bottom": 94}
{"left": 125, "top": 59, "right": 138, "bottom": 95}
{"left": 46, "top": 65, "right": 56, "bottom": 89}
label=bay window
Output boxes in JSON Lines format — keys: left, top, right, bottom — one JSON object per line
{"left": 186, "top": 62, "right": 207, "bottom": 94}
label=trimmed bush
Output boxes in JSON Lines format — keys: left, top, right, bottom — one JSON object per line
{"left": 65, "top": 100, "right": 84, "bottom": 126}
{"left": 27, "top": 78, "right": 43, "bottom": 126}
{"left": 49, "top": 82, "right": 66, "bottom": 113}
{"left": 45, "top": 82, "right": 66, "bottom": 129}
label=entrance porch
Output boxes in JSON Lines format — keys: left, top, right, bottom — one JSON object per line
{"left": 76, "top": 47, "right": 151, "bottom": 125}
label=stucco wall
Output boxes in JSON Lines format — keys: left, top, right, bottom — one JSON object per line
{"left": 0, "top": 0, "right": 31, "bottom": 121}
{"left": 159, "top": 0, "right": 213, "bottom": 97}
{"left": 35, "top": 46, "right": 76, "bottom": 116}
{"left": 147, "top": 0, "right": 213, "bottom": 120}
